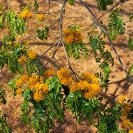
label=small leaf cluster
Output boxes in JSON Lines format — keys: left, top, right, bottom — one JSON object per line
{"left": 0, "top": 87, "right": 11, "bottom": 133}
{"left": 96, "top": 0, "right": 113, "bottom": 10}
{"left": 108, "top": 9, "right": 125, "bottom": 40}
{"left": 0, "top": 110, "right": 12, "bottom": 133}
{"left": 89, "top": 34, "right": 113, "bottom": 91}
{"left": 66, "top": 41, "right": 89, "bottom": 59}
{"left": 0, "top": 87, "right": 6, "bottom": 104}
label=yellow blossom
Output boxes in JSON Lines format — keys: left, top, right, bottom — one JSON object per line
{"left": 39, "top": 76, "right": 44, "bottom": 83}
{"left": 91, "top": 77, "right": 99, "bottom": 84}
{"left": 33, "top": 92, "right": 43, "bottom": 101}
{"left": 70, "top": 82, "right": 80, "bottom": 92}
{"left": 26, "top": 11, "right": 32, "bottom": 19}
{"left": 37, "top": 14, "right": 45, "bottom": 21}
{"left": 20, "top": 74, "right": 29, "bottom": 82}
{"left": 18, "top": 55, "right": 26, "bottom": 64}
{"left": 16, "top": 79, "right": 24, "bottom": 87}
{"left": 60, "top": 76, "right": 72, "bottom": 86}
{"left": 41, "top": 84, "right": 49, "bottom": 94}
{"left": 121, "top": 103, "right": 131, "bottom": 117}
{"left": 80, "top": 81, "right": 91, "bottom": 91}
{"left": 118, "top": 95, "right": 125, "bottom": 103}
{"left": 83, "top": 83, "right": 100, "bottom": 100}
{"left": 63, "top": 28, "right": 82, "bottom": 44}
{"left": 57, "top": 68, "right": 72, "bottom": 86}
{"left": 27, "top": 49, "right": 37, "bottom": 60}
{"left": 129, "top": 130, "right": 133, "bottom": 133}
{"left": 91, "top": 84, "right": 100, "bottom": 92}
{"left": 27, "top": 76, "right": 39, "bottom": 88}
{"left": 16, "top": 88, "right": 23, "bottom": 95}
{"left": 83, "top": 92, "right": 92, "bottom": 100}
{"left": 57, "top": 68, "right": 71, "bottom": 79}
{"left": 121, "top": 118, "right": 133, "bottom": 130}
{"left": 44, "top": 69, "right": 56, "bottom": 79}
{"left": 19, "top": 9, "right": 32, "bottom": 19}
{"left": 81, "top": 72, "right": 99, "bottom": 84}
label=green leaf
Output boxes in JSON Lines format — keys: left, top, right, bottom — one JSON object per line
{"left": 96, "top": 0, "right": 113, "bottom": 10}
{"left": 129, "top": 64, "right": 133, "bottom": 75}
{"left": 128, "top": 38, "right": 133, "bottom": 51}
{"left": 22, "top": 88, "right": 31, "bottom": 100}
{"left": 37, "top": 26, "right": 49, "bottom": 40}
{"left": 108, "top": 9, "right": 125, "bottom": 40}
{"left": 68, "top": 0, "right": 75, "bottom": 6}
{"left": 129, "top": 14, "right": 133, "bottom": 22}
{"left": 0, "top": 14, "right": 3, "bottom": 28}
{"left": 45, "top": 76, "right": 62, "bottom": 94}
{"left": 0, "top": 4, "right": 3, "bottom": 11}
{"left": 34, "top": 0, "right": 39, "bottom": 11}
{"left": 0, "top": 52, "right": 7, "bottom": 68}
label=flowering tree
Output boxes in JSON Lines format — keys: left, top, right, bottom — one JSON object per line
{"left": 0, "top": 0, "right": 133, "bottom": 132}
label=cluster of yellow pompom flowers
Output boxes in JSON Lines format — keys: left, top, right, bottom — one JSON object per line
{"left": 70, "top": 72, "right": 100, "bottom": 100}
{"left": 27, "top": 49, "right": 37, "bottom": 60}
{"left": 63, "top": 28, "right": 82, "bottom": 44}
{"left": 57, "top": 68, "right": 72, "bottom": 86}
{"left": 37, "top": 14, "right": 45, "bottom": 21}
{"left": 15, "top": 69, "right": 100, "bottom": 101}
{"left": 16, "top": 74, "right": 49, "bottom": 101}
{"left": 44, "top": 69, "right": 56, "bottom": 79}
{"left": 18, "top": 55, "right": 26, "bottom": 64}
{"left": 118, "top": 95, "right": 133, "bottom": 131}
{"left": 19, "top": 10, "right": 45, "bottom": 22}
{"left": 19, "top": 9, "right": 32, "bottom": 19}
{"left": 18, "top": 49, "right": 37, "bottom": 65}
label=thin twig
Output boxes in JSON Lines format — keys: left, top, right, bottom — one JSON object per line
{"left": 37, "top": 41, "right": 59, "bottom": 63}
{"left": 42, "top": 41, "right": 60, "bottom": 69}
{"left": 20, "top": 18, "right": 59, "bottom": 42}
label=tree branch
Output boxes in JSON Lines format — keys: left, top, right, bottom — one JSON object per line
{"left": 79, "top": 0, "right": 133, "bottom": 83}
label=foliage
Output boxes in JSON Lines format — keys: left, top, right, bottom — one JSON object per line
{"left": 108, "top": 9, "right": 125, "bottom": 40}
{"left": 96, "top": 0, "right": 113, "bottom": 10}
{"left": 0, "top": 87, "right": 11, "bottom": 132}
{"left": 0, "top": 0, "right": 133, "bottom": 133}
{"left": 0, "top": 110, "right": 12, "bottom": 133}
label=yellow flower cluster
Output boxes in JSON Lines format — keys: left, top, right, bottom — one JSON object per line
{"left": 63, "top": 28, "right": 82, "bottom": 44}
{"left": 18, "top": 55, "right": 26, "bottom": 64}
{"left": 81, "top": 72, "right": 99, "bottom": 84}
{"left": 16, "top": 88, "right": 23, "bottom": 95}
{"left": 16, "top": 74, "right": 49, "bottom": 101}
{"left": 121, "top": 117, "right": 133, "bottom": 130}
{"left": 37, "top": 14, "right": 45, "bottom": 21}
{"left": 121, "top": 103, "right": 131, "bottom": 117}
{"left": 19, "top": 9, "right": 32, "bottom": 19}
{"left": 70, "top": 72, "right": 100, "bottom": 100}
{"left": 16, "top": 74, "right": 29, "bottom": 87}
{"left": 129, "top": 130, "right": 133, "bottom": 133}
{"left": 120, "top": 101, "right": 133, "bottom": 130}
{"left": 44, "top": 69, "right": 56, "bottom": 79}
{"left": 57, "top": 68, "right": 72, "bottom": 86}
{"left": 118, "top": 95, "right": 125, "bottom": 104}
{"left": 27, "top": 49, "right": 37, "bottom": 60}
